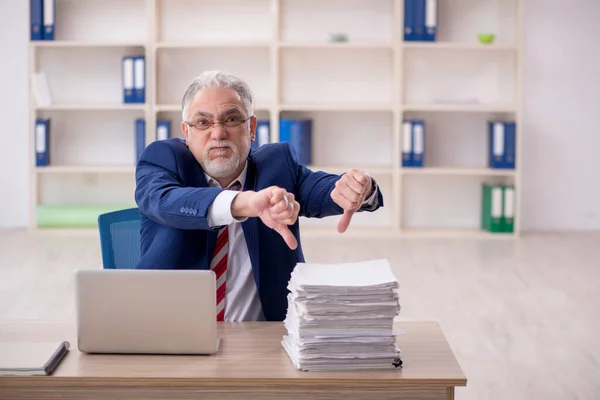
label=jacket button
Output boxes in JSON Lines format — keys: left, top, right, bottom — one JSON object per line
{"left": 180, "top": 207, "right": 184, "bottom": 213}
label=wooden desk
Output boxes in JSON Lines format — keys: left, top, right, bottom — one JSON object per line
{"left": 0, "top": 321, "right": 466, "bottom": 400}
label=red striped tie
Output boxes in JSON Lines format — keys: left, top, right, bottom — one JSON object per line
{"left": 211, "top": 225, "right": 229, "bottom": 321}
{"left": 209, "top": 181, "right": 241, "bottom": 321}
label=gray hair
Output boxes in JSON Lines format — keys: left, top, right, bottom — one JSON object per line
{"left": 181, "top": 71, "right": 255, "bottom": 121}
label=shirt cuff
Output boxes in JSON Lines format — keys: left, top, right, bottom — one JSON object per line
{"left": 207, "top": 190, "right": 247, "bottom": 228}
{"left": 362, "top": 176, "right": 379, "bottom": 207}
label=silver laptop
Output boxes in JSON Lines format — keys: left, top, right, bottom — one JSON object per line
{"left": 75, "top": 269, "right": 219, "bottom": 355}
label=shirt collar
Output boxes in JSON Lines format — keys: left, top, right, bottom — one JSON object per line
{"left": 204, "top": 161, "right": 248, "bottom": 190}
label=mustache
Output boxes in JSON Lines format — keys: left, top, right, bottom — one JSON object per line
{"left": 205, "top": 140, "right": 236, "bottom": 151}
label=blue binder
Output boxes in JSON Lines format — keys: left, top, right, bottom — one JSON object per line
{"left": 30, "top": 0, "right": 43, "bottom": 41}
{"left": 42, "top": 0, "right": 55, "bottom": 40}
{"left": 156, "top": 120, "right": 171, "bottom": 141}
{"left": 411, "top": 120, "right": 425, "bottom": 167}
{"left": 35, "top": 118, "right": 50, "bottom": 166}
{"left": 413, "top": 0, "right": 426, "bottom": 41}
{"left": 122, "top": 57, "right": 135, "bottom": 103}
{"left": 402, "top": 120, "right": 413, "bottom": 167}
{"left": 252, "top": 120, "right": 270, "bottom": 151}
{"left": 133, "top": 56, "right": 146, "bottom": 103}
{"left": 135, "top": 119, "right": 145, "bottom": 162}
{"left": 279, "top": 119, "right": 312, "bottom": 166}
{"left": 488, "top": 121, "right": 506, "bottom": 169}
{"left": 504, "top": 122, "right": 516, "bottom": 169}
{"left": 404, "top": 0, "right": 416, "bottom": 41}
{"left": 424, "top": 0, "right": 437, "bottom": 42}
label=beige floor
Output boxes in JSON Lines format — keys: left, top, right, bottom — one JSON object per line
{"left": 0, "top": 228, "right": 598, "bottom": 400}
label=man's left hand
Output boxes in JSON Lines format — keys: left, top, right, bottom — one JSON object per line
{"left": 330, "top": 169, "right": 373, "bottom": 233}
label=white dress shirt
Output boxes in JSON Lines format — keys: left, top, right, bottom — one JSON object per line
{"left": 205, "top": 162, "right": 265, "bottom": 322}
{"left": 205, "top": 163, "right": 379, "bottom": 321}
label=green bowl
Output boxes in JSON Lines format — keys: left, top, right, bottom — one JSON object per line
{"left": 477, "top": 33, "right": 496, "bottom": 44}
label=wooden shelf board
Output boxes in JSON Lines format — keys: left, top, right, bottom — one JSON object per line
{"left": 403, "top": 42, "right": 517, "bottom": 51}
{"left": 281, "top": 103, "right": 394, "bottom": 112}
{"left": 36, "top": 166, "right": 135, "bottom": 174}
{"left": 156, "top": 41, "right": 271, "bottom": 49}
{"left": 155, "top": 104, "right": 181, "bottom": 112}
{"left": 35, "top": 104, "right": 145, "bottom": 111}
{"left": 403, "top": 104, "right": 516, "bottom": 113}
{"left": 402, "top": 167, "right": 516, "bottom": 177}
{"left": 301, "top": 227, "right": 516, "bottom": 239}
{"left": 401, "top": 228, "right": 516, "bottom": 239}
{"left": 29, "top": 226, "right": 514, "bottom": 239}
{"left": 307, "top": 165, "right": 394, "bottom": 175}
{"left": 300, "top": 226, "right": 397, "bottom": 238}
{"left": 156, "top": 103, "right": 273, "bottom": 113}
{"left": 30, "top": 41, "right": 146, "bottom": 48}
{"left": 279, "top": 42, "right": 393, "bottom": 49}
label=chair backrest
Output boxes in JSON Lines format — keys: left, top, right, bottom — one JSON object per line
{"left": 97, "top": 208, "right": 141, "bottom": 269}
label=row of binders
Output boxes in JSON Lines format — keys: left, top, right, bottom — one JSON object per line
{"left": 153, "top": 119, "right": 271, "bottom": 147}
{"left": 35, "top": 117, "right": 314, "bottom": 167}
{"left": 404, "top": 0, "right": 438, "bottom": 42}
{"left": 143, "top": 118, "right": 313, "bottom": 166}
{"left": 35, "top": 118, "right": 147, "bottom": 166}
{"left": 250, "top": 121, "right": 271, "bottom": 152}
{"left": 30, "top": 0, "right": 55, "bottom": 41}
{"left": 123, "top": 56, "right": 146, "bottom": 104}
{"left": 30, "top": 0, "right": 437, "bottom": 44}
{"left": 402, "top": 120, "right": 517, "bottom": 169}
{"left": 249, "top": 119, "right": 313, "bottom": 166}
{"left": 481, "top": 184, "right": 515, "bottom": 233}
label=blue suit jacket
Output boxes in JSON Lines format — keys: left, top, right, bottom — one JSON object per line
{"left": 134, "top": 138, "right": 384, "bottom": 321}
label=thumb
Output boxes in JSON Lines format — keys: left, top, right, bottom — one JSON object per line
{"left": 275, "top": 224, "right": 298, "bottom": 250}
{"left": 337, "top": 209, "right": 355, "bottom": 233}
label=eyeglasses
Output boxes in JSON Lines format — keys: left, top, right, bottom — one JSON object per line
{"left": 184, "top": 115, "right": 253, "bottom": 131}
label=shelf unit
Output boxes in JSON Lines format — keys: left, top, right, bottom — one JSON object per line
{"left": 28, "top": 0, "right": 523, "bottom": 238}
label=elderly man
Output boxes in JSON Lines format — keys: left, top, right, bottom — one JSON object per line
{"left": 135, "top": 71, "right": 384, "bottom": 322}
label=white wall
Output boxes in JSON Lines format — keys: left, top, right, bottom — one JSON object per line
{"left": 0, "top": 0, "right": 29, "bottom": 228}
{"left": 0, "top": 0, "right": 599, "bottom": 230}
{"left": 520, "top": 0, "right": 600, "bottom": 231}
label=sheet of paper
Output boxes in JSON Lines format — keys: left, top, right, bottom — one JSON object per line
{"left": 289, "top": 259, "right": 399, "bottom": 288}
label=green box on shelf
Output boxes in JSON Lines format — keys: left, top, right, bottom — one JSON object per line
{"left": 36, "top": 205, "right": 136, "bottom": 228}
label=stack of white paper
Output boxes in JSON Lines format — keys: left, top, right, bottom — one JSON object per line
{"left": 282, "top": 259, "right": 403, "bottom": 371}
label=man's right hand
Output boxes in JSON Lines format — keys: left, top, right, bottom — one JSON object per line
{"left": 231, "top": 186, "right": 300, "bottom": 249}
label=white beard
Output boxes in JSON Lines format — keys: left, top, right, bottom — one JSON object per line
{"left": 201, "top": 140, "right": 248, "bottom": 178}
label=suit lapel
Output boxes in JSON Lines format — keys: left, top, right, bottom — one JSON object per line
{"left": 241, "top": 155, "right": 260, "bottom": 289}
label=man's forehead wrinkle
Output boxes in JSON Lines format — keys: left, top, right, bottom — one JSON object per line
{"left": 193, "top": 110, "right": 214, "bottom": 118}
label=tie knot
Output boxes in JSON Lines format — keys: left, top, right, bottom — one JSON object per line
{"left": 229, "top": 181, "right": 242, "bottom": 191}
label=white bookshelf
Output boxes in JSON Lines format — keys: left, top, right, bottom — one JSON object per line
{"left": 28, "top": 0, "right": 523, "bottom": 238}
